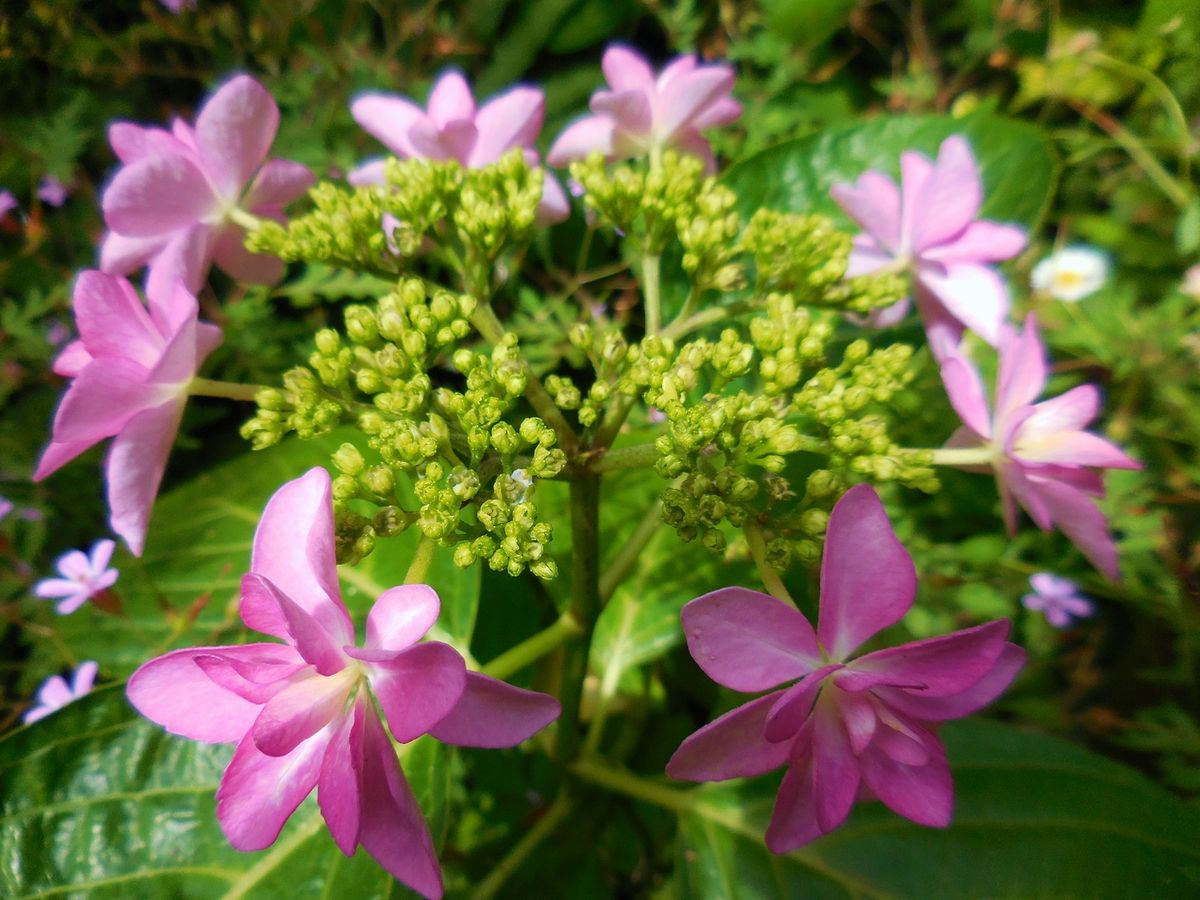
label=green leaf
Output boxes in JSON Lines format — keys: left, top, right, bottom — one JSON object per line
{"left": 0, "top": 684, "right": 453, "bottom": 898}
{"left": 674, "top": 719, "right": 1200, "bottom": 899}
{"left": 1175, "top": 197, "right": 1200, "bottom": 255}
{"left": 723, "top": 113, "right": 1058, "bottom": 231}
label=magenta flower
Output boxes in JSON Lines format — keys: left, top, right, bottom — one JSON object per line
{"left": 37, "top": 176, "right": 70, "bottom": 207}
{"left": 547, "top": 45, "right": 741, "bottom": 173}
{"left": 940, "top": 316, "right": 1141, "bottom": 579}
{"left": 100, "top": 75, "right": 314, "bottom": 298}
{"left": 33, "top": 271, "right": 222, "bottom": 555}
{"left": 127, "top": 469, "right": 559, "bottom": 899}
{"left": 1022, "top": 573, "right": 1094, "bottom": 628}
{"left": 350, "top": 70, "right": 567, "bottom": 224}
{"left": 24, "top": 661, "right": 99, "bottom": 724}
{"left": 0, "top": 497, "right": 12, "bottom": 522}
{"left": 34, "top": 539, "right": 119, "bottom": 614}
{"left": 0, "top": 189, "right": 18, "bottom": 219}
{"left": 667, "top": 485, "right": 1025, "bottom": 852}
{"left": 830, "top": 136, "right": 1026, "bottom": 357}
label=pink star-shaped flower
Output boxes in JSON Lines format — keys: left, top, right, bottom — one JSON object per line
{"left": 34, "top": 539, "right": 119, "bottom": 614}
{"left": 24, "top": 661, "right": 99, "bottom": 724}
{"left": 1022, "top": 573, "right": 1094, "bottom": 628}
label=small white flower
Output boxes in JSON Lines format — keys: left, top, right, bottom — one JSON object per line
{"left": 1031, "top": 246, "right": 1109, "bottom": 302}
{"left": 24, "top": 661, "right": 98, "bottom": 724}
{"left": 509, "top": 469, "right": 534, "bottom": 503}
{"left": 34, "top": 539, "right": 119, "bottom": 615}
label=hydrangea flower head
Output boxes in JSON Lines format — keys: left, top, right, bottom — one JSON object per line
{"left": 667, "top": 485, "right": 1025, "bottom": 851}
{"left": 350, "top": 70, "right": 567, "bottom": 224}
{"left": 37, "top": 176, "right": 70, "bottom": 207}
{"left": 33, "top": 271, "right": 223, "bottom": 555}
{"left": 101, "top": 75, "right": 314, "bottom": 297}
{"left": 939, "top": 316, "right": 1141, "bottom": 579}
{"left": 34, "top": 539, "right": 119, "bottom": 615}
{"left": 547, "top": 45, "right": 741, "bottom": 173}
{"left": 128, "top": 469, "right": 560, "bottom": 899}
{"left": 24, "top": 661, "right": 98, "bottom": 724}
{"left": 1022, "top": 573, "right": 1094, "bottom": 628}
{"left": 1031, "top": 246, "right": 1109, "bottom": 302}
{"left": 830, "top": 136, "right": 1026, "bottom": 357}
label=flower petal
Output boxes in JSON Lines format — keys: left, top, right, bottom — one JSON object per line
{"left": 547, "top": 116, "right": 617, "bottom": 166}
{"left": 52, "top": 358, "right": 158, "bottom": 444}
{"left": 347, "top": 158, "right": 389, "bottom": 187}
{"left": 831, "top": 170, "right": 901, "bottom": 252}
{"left": 764, "top": 721, "right": 825, "bottom": 853}
{"left": 32, "top": 439, "right": 98, "bottom": 482}
{"left": 429, "top": 672, "right": 559, "bottom": 748}
{"left": 252, "top": 668, "right": 355, "bottom": 757}
{"left": 363, "top": 584, "right": 439, "bottom": 652}
{"left": 106, "top": 399, "right": 185, "bottom": 556}
{"left": 898, "top": 149, "right": 934, "bottom": 249}
{"left": 817, "top": 485, "right": 916, "bottom": 661}
{"left": 923, "top": 220, "right": 1025, "bottom": 263}
{"left": 909, "top": 136, "right": 982, "bottom": 251}
{"left": 51, "top": 341, "right": 93, "bottom": 378}
{"left": 99, "top": 231, "right": 168, "bottom": 277}
{"left": 240, "top": 574, "right": 349, "bottom": 674}
{"left": 350, "top": 94, "right": 426, "bottom": 158}
{"left": 763, "top": 664, "right": 841, "bottom": 743}
{"left": 244, "top": 158, "right": 314, "bottom": 209}
{"left": 997, "top": 317, "right": 1046, "bottom": 422}
{"left": 858, "top": 728, "right": 953, "bottom": 827}
{"left": 367, "top": 641, "right": 466, "bottom": 743}
{"left": 838, "top": 620, "right": 1010, "bottom": 697}
{"left": 656, "top": 65, "right": 735, "bottom": 145}
{"left": 1029, "top": 476, "right": 1122, "bottom": 580}
{"left": 812, "top": 692, "right": 861, "bottom": 832}
{"left": 939, "top": 350, "right": 992, "bottom": 440}
{"left": 875, "top": 642, "right": 1025, "bottom": 721}
{"left": 602, "top": 45, "right": 656, "bottom": 92}
{"left": 666, "top": 690, "right": 792, "bottom": 782}
{"left": 469, "top": 86, "right": 544, "bottom": 167}
{"left": 536, "top": 172, "right": 570, "bottom": 226}
{"left": 427, "top": 71, "right": 475, "bottom": 128}
{"left": 917, "top": 263, "right": 1009, "bottom": 347}
{"left": 1020, "top": 384, "right": 1100, "bottom": 435}
{"left": 211, "top": 223, "right": 285, "bottom": 285}
{"left": 1015, "top": 429, "right": 1140, "bottom": 470}
{"left": 103, "top": 153, "right": 216, "bottom": 236}
{"left": 590, "top": 89, "right": 652, "bottom": 136}
{"left": 71, "top": 271, "right": 164, "bottom": 368}
{"left": 681, "top": 586, "right": 821, "bottom": 692}
{"left": 318, "top": 698, "right": 365, "bottom": 855}
{"left": 195, "top": 75, "right": 280, "bottom": 197}
{"left": 145, "top": 223, "right": 216, "bottom": 298}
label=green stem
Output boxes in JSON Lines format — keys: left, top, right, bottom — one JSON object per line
{"left": 643, "top": 253, "right": 663, "bottom": 335}
{"left": 187, "top": 377, "right": 264, "bottom": 402}
{"left": 928, "top": 446, "right": 995, "bottom": 467}
{"left": 569, "top": 757, "right": 693, "bottom": 815}
{"left": 555, "top": 472, "right": 601, "bottom": 762}
{"left": 661, "top": 300, "right": 756, "bottom": 342}
{"left": 471, "top": 793, "right": 574, "bottom": 900}
{"left": 483, "top": 613, "right": 583, "bottom": 681}
{"left": 744, "top": 520, "right": 796, "bottom": 607}
{"left": 593, "top": 395, "right": 637, "bottom": 451}
{"left": 227, "top": 207, "right": 264, "bottom": 232}
{"left": 599, "top": 499, "right": 663, "bottom": 603}
{"left": 403, "top": 536, "right": 436, "bottom": 585}
{"left": 591, "top": 441, "right": 658, "bottom": 473}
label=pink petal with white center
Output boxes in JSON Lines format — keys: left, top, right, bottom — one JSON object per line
{"left": 939, "top": 351, "right": 992, "bottom": 439}
{"left": 763, "top": 664, "right": 841, "bottom": 743}
{"left": 666, "top": 690, "right": 792, "bottom": 782}
{"left": 922, "top": 220, "right": 1026, "bottom": 264}
{"left": 366, "top": 641, "right": 465, "bottom": 743}
{"left": 33, "top": 438, "right": 98, "bottom": 481}
{"left": 347, "top": 158, "right": 389, "bottom": 187}
{"left": 212, "top": 222, "right": 286, "bottom": 285}
{"left": 469, "top": 86, "right": 545, "bottom": 167}
{"left": 145, "top": 223, "right": 215, "bottom": 298}
{"left": 103, "top": 153, "right": 217, "bottom": 236}
{"left": 247, "top": 468, "right": 352, "bottom": 646}
{"left": 876, "top": 642, "right": 1025, "bottom": 721}
{"left": 52, "top": 341, "right": 93, "bottom": 378}
{"left": 765, "top": 722, "right": 825, "bottom": 853}
{"left": 837, "top": 620, "right": 1010, "bottom": 696}
{"left": 812, "top": 692, "right": 861, "bottom": 832}
{"left": 1020, "top": 384, "right": 1100, "bottom": 435}
{"left": 1030, "top": 476, "right": 1122, "bottom": 580}
{"left": 52, "top": 358, "right": 158, "bottom": 444}
{"left": 427, "top": 71, "right": 476, "bottom": 128}
{"left": 195, "top": 75, "right": 280, "bottom": 198}
{"left": 127, "top": 643, "right": 302, "bottom": 742}
{"left": 351, "top": 94, "right": 426, "bottom": 158}
{"left": 358, "top": 709, "right": 443, "bottom": 899}
{"left": 244, "top": 158, "right": 314, "bottom": 209}
{"left": 908, "top": 136, "right": 982, "bottom": 251}
{"left": 72, "top": 271, "right": 164, "bottom": 369}
{"left": 547, "top": 116, "right": 617, "bottom": 166}
{"left": 100, "top": 230, "right": 168, "bottom": 276}
{"left": 590, "top": 89, "right": 652, "bottom": 136}
{"left": 831, "top": 171, "right": 901, "bottom": 251}
{"left": 241, "top": 574, "right": 349, "bottom": 674}
{"left": 681, "top": 586, "right": 821, "bottom": 692}
{"left": 106, "top": 399, "right": 185, "bottom": 556}
{"left": 318, "top": 699, "right": 365, "bottom": 855}
{"left": 817, "top": 485, "right": 916, "bottom": 661}
{"left": 217, "top": 725, "right": 330, "bottom": 851}
{"left": 364, "top": 583, "right": 440, "bottom": 653}
{"left": 656, "top": 66, "right": 735, "bottom": 145}
{"left": 252, "top": 668, "right": 356, "bottom": 757}
{"left": 1015, "top": 429, "right": 1140, "bottom": 470}
{"left": 897, "top": 149, "right": 934, "bottom": 250}
{"left": 602, "top": 45, "right": 656, "bottom": 92}
{"left": 917, "top": 262, "right": 1009, "bottom": 347}
{"left": 858, "top": 727, "right": 953, "bottom": 827}
{"left": 996, "top": 317, "right": 1047, "bottom": 422}
{"left": 429, "top": 672, "right": 560, "bottom": 748}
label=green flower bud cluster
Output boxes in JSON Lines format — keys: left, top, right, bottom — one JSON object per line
{"left": 676, "top": 182, "right": 744, "bottom": 294}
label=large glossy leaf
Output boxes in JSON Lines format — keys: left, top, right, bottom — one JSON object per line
{"left": 724, "top": 113, "right": 1057, "bottom": 230}
{"left": 674, "top": 719, "right": 1200, "bottom": 899}
{"left": 0, "top": 684, "right": 452, "bottom": 898}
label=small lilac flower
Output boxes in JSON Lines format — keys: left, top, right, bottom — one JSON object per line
{"left": 101, "top": 75, "right": 314, "bottom": 298}
{"left": 0, "top": 189, "right": 17, "bottom": 219}
{"left": 0, "top": 497, "right": 13, "bottom": 521}
{"left": 939, "top": 316, "right": 1141, "bottom": 579}
{"left": 668, "top": 485, "right": 1025, "bottom": 851}
{"left": 830, "top": 136, "right": 1026, "bottom": 358}
{"left": 160, "top": 0, "right": 197, "bottom": 12}
{"left": 33, "top": 271, "right": 222, "bottom": 555}
{"left": 128, "top": 469, "right": 559, "bottom": 899}
{"left": 24, "top": 662, "right": 99, "bottom": 724}
{"left": 1022, "top": 573, "right": 1094, "bottom": 628}
{"left": 547, "top": 45, "right": 741, "bottom": 173}
{"left": 34, "top": 540, "right": 118, "bottom": 614}
{"left": 37, "top": 176, "right": 70, "bottom": 207}
{"left": 350, "top": 71, "right": 567, "bottom": 225}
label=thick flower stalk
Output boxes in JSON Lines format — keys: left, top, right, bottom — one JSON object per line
{"left": 101, "top": 74, "right": 314, "bottom": 296}
{"left": 127, "top": 468, "right": 559, "bottom": 899}
{"left": 830, "top": 135, "right": 1026, "bottom": 356}
{"left": 938, "top": 316, "right": 1140, "bottom": 578}
{"left": 33, "top": 271, "right": 222, "bottom": 554}
{"left": 667, "top": 485, "right": 1025, "bottom": 851}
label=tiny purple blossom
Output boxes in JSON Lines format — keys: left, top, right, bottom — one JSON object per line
{"left": 1023, "top": 573, "right": 1094, "bottom": 628}
{"left": 160, "top": 0, "right": 198, "bottom": 12}
{"left": 46, "top": 321, "right": 71, "bottom": 347}
{"left": 830, "top": 136, "right": 1026, "bottom": 358}
{"left": 24, "top": 661, "right": 99, "bottom": 724}
{"left": 939, "top": 316, "right": 1141, "bottom": 579}
{"left": 667, "top": 485, "right": 1025, "bottom": 851}
{"left": 128, "top": 469, "right": 560, "bottom": 899}
{"left": 0, "top": 497, "right": 13, "bottom": 521}
{"left": 34, "top": 540, "right": 119, "bottom": 615}
{"left": 547, "top": 45, "right": 741, "bottom": 173}
{"left": 37, "top": 176, "right": 70, "bottom": 207}
{"left": 0, "top": 189, "right": 17, "bottom": 218}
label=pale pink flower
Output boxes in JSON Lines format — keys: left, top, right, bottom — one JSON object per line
{"left": 24, "top": 661, "right": 98, "bottom": 724}
{"left": 34, "top": 539, "right": 119, "bottom": 614}
{"left": 37, "top": 176, "right": 70, "bottom": 207}
{"left": 100, "top": 75, "right": 314, "bottom": 298}
{"left": 0, "top": 497, "right": 12, "bottom": 522}
{"left": 33, "top": 271, "right": 222, "bottom": 555}
{"left": 0, "top": 189, "right": 18, "bottom": 219}
{"left": 939, "top": 316, "right": 1141, "bottom": 579}
{"left": 668, "top": 485, "right": 1024, "bottom": 851}
{"left": 547, "top": 45, "right": 741, "bottom": 173}
{"left": 830, "top": 136, "right": 1026, "bottom": 357}
{"left": 1022, "top": 573, "right": 1094, "bottom": 628}
{"left": 127, "top": 469, "right": 559, "bottom": 899}
{"left": 350, "top": 70, "right": 568, "bottom": 224}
